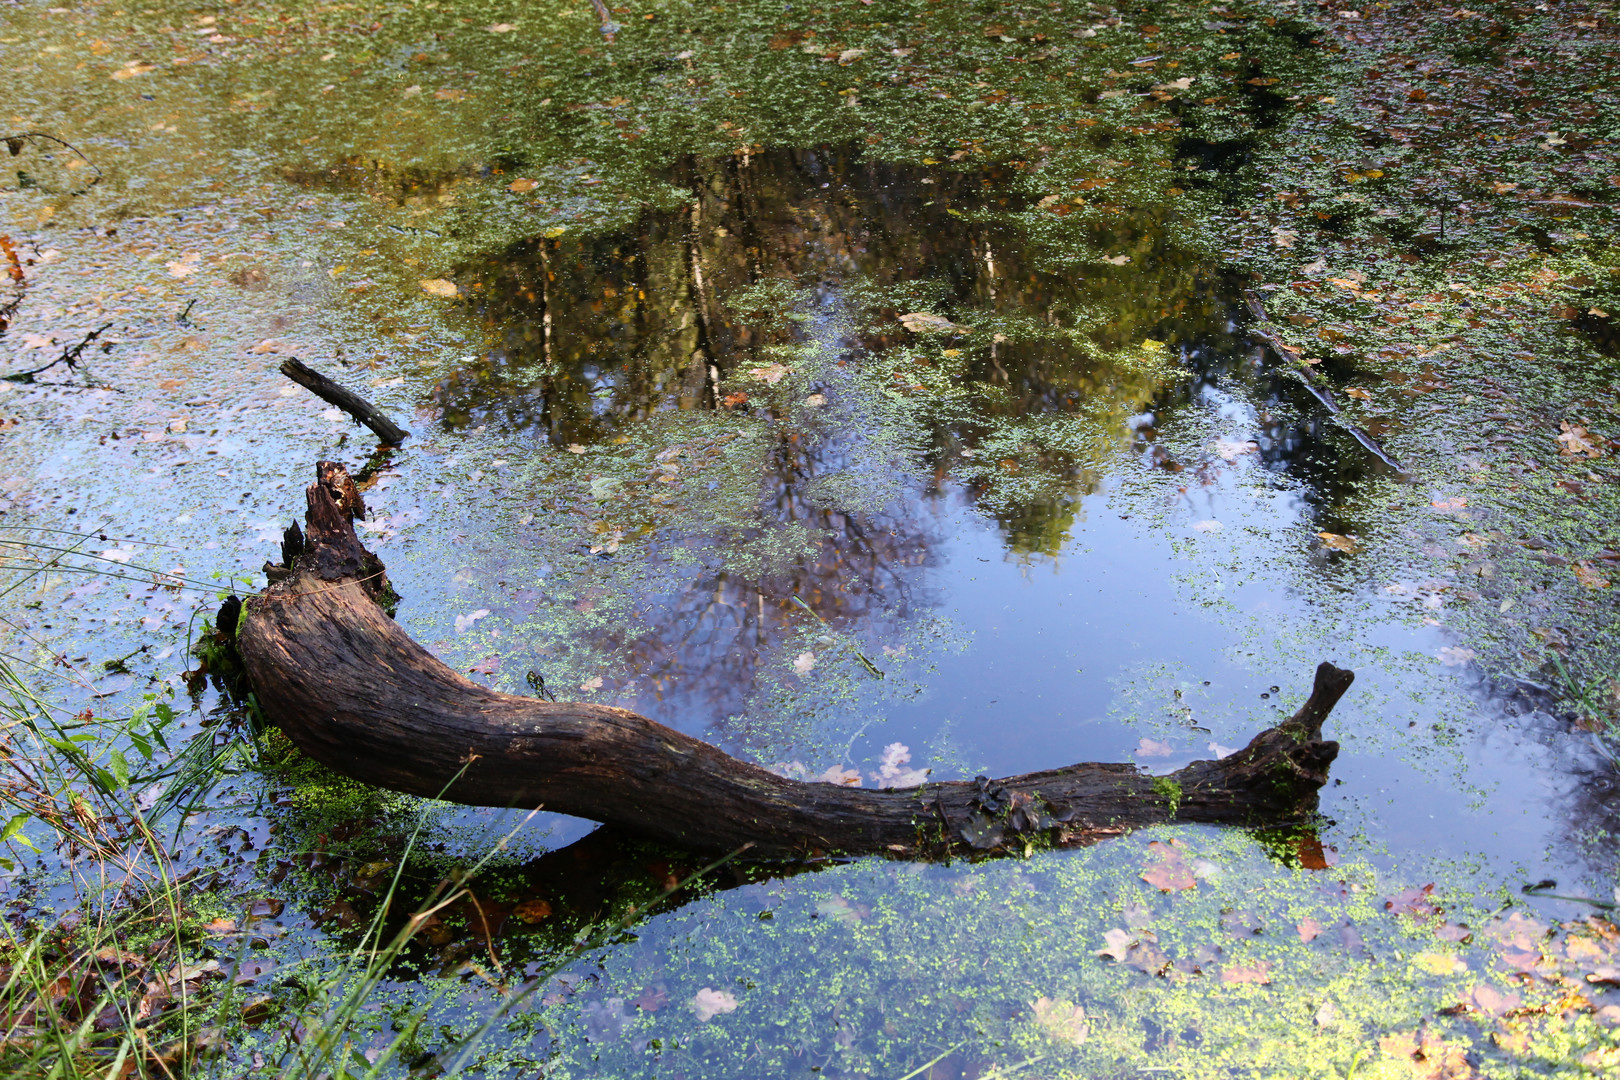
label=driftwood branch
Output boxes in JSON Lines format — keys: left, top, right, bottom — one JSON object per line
{"left": 279, "top": 358, "right": 409, "bottom": 445}
{"left": 1243, "top": 290, "right": 1408, "bottom": 475}
{"left": 238, "top": 463, "right": 1350, "bottom": 859}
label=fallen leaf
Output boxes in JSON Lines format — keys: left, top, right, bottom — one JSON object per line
{"left": 749, "top": 363, "right": 790, "bottom": 385}
{"left": 792, "top": 651, "right": 816, "bottom": 676}
{"left": 1345, "top": 387, "right": 1373, "bottom": 400}
{"left": 580, "top": 676, "right": 604, "bottom": 692}
{"left": 566, "top": 443, "right": 586, "bottom": 454}
{"left": 1097, "top": 928, "right": 1134, "bottom": 962}
{"left": 814, "top": 765, "right": 862, "bottom": 786}
{"left": 1207, "top": 741, "right": 1238, "bottom": 760}
{"left": 899, "top": 311, "right": 960, "bottom": 334}
{"left": 633, "top": 985, "right": 668, "bottom": 1012}
{"left": 419, "top": 278, "right": 458, "bottom": 297}
{"left": 837, "top": 47, "right": 866, "bottom": 62}
{"left": 513, "top": 899, "right": 553, "bottom": 924}
{"left": 1298, "top": 918, "right": 1322, "bottom": 943}
{"left": 1220, "top": 964, "right": 1271, "bottom": 985}
{"left": 1574, "top": 562, "right": 1611, "bottom": 589}
{"left": 690, "top": 988, "right": 738, "bottom": 1022}
{"left": 803, "top": 392, "right": 827, "bottom": 408}
{"left": 1430, "top": 496, "right": 1468, "bottom": 513}
{"left": 1437, "top": 647, "right": 1476, "bottom": 666}
{"left": 1413, "top": 952, "right": 1468, "bottom": 976}
{"left": 1135, "top": 737, "right": 1173, "bottom": 757}
{"left": 1101, "top": 254, "right": 1131, "bottom": 265}
{"left": 1141, "top": 840, "right": 1196, "bottom": 892}
{"left": 1470, "top": 984, "right": 1520, "bottom": 1016}
{"left": 1317, "top": 532, "right": 1359, "bottom": 553}
{"left": 1557, "top": 421, "right": 1604, "bottom": 458}
{"left": 487, "top": 22, "right": 517, "bottom": 32}
{"left": 1215, "top": 437, "right": 1258, "bottom": 461}
{"left": 454, "top": 609, "right": 490, "bottom": 633}
{"left": 1378, "top": 1030, "right": 1477, "bottom": 1079}
{"left": 165, "top": 253, "right": 202, "bottom": 278}
{"left": 434, "top": 87, "right": 468, "bottom": 102}
{"left": 110, "top": 61, "right": 158, "bottom": 80}
{"left": 1030, "top": 997, "right": 1088, "bottom": 1045}
{"left": 508, "top": 178, "right": 538, "bottom": 193}
{"left": 1386, "top": 882, "right": 1440, "bottom": 918}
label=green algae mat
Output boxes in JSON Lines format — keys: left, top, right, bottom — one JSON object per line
{"left": 2, "top": 0, "right": 1620, "bottom": 1076}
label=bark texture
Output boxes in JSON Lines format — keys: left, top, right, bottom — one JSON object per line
{"left": 239, "top": 463, "right": 1351, "bottom": 859}
{"left": 280, "top": 358, "right": 409, "bottom": 445}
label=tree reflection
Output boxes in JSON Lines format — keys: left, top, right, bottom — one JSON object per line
{"left": 433, "top": 145, "right": 1237, "bottom": 742}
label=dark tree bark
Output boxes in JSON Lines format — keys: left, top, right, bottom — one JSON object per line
{"left": 279, "top": 358, "right": 409, "bottom": 445}
{"left": 238, "top": 463, "right": 1350, "bottom": 859}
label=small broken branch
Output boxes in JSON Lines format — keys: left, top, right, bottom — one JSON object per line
{"left": 237, "top": 463, "right": 1351, "bottom": 861}
{"left": 1243, "top": 290, "right": 1408, "bottom": 475}
{"left": 279, "top": 358, "right": 409, "bottom": 445}
{"left": 4, "top": 322, "right": 114, "bottom": 384}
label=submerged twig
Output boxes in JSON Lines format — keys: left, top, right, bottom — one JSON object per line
{"left": 791, "top": 594, "right": 885, "bottom": 678}
{"left": 2, "top": 131, "right": 104, "bottom": 193}
{"left": 1243, "top": 290, "right": 1408, "bottom": 475}
{"left": 3, "top": 321, "right": 114, "bottom": 384}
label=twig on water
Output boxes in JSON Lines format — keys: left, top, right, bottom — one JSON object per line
{"left": 279, "top": 357, "right": 409, "bottom": 445}
{"left": 3, "top": 322, "right": 115, "bottom": 385}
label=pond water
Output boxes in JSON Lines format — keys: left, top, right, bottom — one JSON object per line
{"left": 3, "top": 1, "right": 1618, "bottom": 1077}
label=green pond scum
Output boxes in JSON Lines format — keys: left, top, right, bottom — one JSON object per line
{"left": 2, "top": 0, "right": 1619, "bottom": 1076}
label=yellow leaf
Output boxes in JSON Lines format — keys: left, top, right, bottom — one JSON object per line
{"left": 1317, "top": 532, "right": 1358, "bottom": 553}
{"left": 419, "top": 278, "right": 458, "bottom": 297}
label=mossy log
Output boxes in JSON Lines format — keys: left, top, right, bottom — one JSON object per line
{"left": 236, "top": 463, "right": 1351, "bottom": 859}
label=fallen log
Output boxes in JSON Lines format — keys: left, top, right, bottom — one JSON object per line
{"left": 237, "top": 462, "right": 1350, "bottom": 859}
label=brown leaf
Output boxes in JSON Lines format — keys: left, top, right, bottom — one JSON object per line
{"left": 1317, "top": 532, "right": 1359, "bottom": 553}
{"left": 1557, "top": 421, "right": 1604, "bottom": 458}
{"left": 1297, "top": 918, "right": 1323, "bottom": 943}
{"left": 508, "top": 178, "right": 538, "bottom": 193}
{"left": 1141, "top": 840, "right": 1196, "bottom": 892}
{"left": 513, "top": 898, "right": 553, "bottom": 924}
{"left": 1220, "top": 964, "right": 1271, "bottom": 985}
{"left": 1470, "top": 984, "right": 1520, "bottom": 1017}
{"left": 1573, "top": 561, "right": 1611, "bottom": 590}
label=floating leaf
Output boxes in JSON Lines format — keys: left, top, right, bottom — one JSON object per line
{"left": 690, "top": 987, "right": 738, "bottom": 1022}
{"left": 1215, "top": 437, "right": 1258, "bottom": 461}
{"left": 508, "top": 177, "right": 538, "bottom": 193}
{"left": 899, "top": 312, "right": 960, "bottom": 333}
{"left": 1141, "top": 840, "right": 1196, "bottom": 892}
{"left": 1317, "top": 532, "right": 1359, "bottom": 553}
{"left": 792, "top": 651, "right": 816, "bottom": 676}
{"left": 1135, "top": 737, "right": 1173, "bottom": 757}
{"left": 1556, "top": 421, "right": 1603, "bottom": 458}
{"left": 1097, "top": 928, "right": 1134, "bottom": 962}
{"left": 1030, "top": 997, "right": 1088, "bottom": 1046}
{"left": 1220, "top": 964, "right": 1272, "bottom": 985}
{"left": 419, "top": 278, "right": 458, "bottom": 297}
{"left": 1573, "top": 562, "right": 1611, "bottom": 589}
{"left": 454, "top": 609, "right": 490, "bottom": 633}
